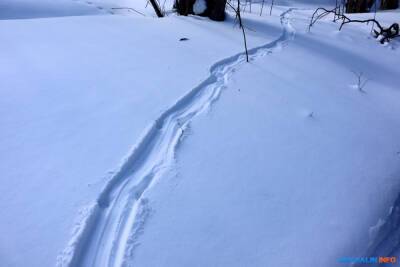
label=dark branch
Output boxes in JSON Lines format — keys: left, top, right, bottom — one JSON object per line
{"left": 308, "top": 6, "right": 399, "bottom": 43}
{"left": 227, "top": 1, "right": 249, "bottom": 62}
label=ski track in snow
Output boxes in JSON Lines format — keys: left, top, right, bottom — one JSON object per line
{"left": 56, "top": 8, "right": 295, "bottom": 267}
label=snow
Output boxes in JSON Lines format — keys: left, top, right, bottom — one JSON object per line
{"left": 193, "top": 0, "right": 207, "bottom": 15}
{"left": 1, "top": 0, "right": 400, "bottom": 267}
{"left": 130, "top": 8, "right": 400, "bottom": 266}
{"left": 0, "top": 2, "right": 277, "bottom": 267}
{"left": 0, "top": 0, "right": 102, "bottom": 19}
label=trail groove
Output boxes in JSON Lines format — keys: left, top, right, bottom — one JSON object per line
{"left": 57, "top": 8, "right": 295, "bottom": 267}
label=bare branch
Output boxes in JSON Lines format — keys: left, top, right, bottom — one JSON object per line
{"left": 260, "top": 0, "right": 265, "bottom": 16}
{"left": 269, "top": 0, "right": 275, "bottom": 16}
{"left": 308, "top": 6, "right": 399, "bottom": 43}
{"left": 226, "top": 1, "right": 249, "bottom": 62}
{"left": 111, "top": 7, "right": 146, "bottom": 16}
{"left": 351, "top": 70, "right": 369, "bottom": 93}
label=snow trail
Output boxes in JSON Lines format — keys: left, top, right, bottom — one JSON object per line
{"left": 57, "top": 8, "right": 295, "bottom": 267}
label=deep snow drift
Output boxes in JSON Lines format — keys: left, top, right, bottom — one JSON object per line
{"left": 1, "top": 0, "right": 399, "bottom": 266}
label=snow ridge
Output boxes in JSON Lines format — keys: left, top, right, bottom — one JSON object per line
{"left": 57, "top": 8, "right": 295, "bottom": 267}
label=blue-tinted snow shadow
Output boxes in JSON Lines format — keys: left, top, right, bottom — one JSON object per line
{"left": 0, "top": 0, "right": 103, "bottom": 20}
{"left": 292, "top": 32, "right": 400, "bottom": 89}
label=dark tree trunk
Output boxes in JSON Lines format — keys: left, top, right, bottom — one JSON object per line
{"left": 367, "top": 0, "right": 376, "bottom": 9}
{"left": 380, "top": 0, "right": 399, "bottom": 10}
{"left": 149, "top": 0, "right": 164, "bottom": 17}
{"left": 175, "top": 0, "right": 227, "bottom": 21}
{"left": 207, "top": 0, "right": 227, "bottom": 21}
{"left": 346, "top": 0, "right": 369, "bottom": 13}
{"left": 176, "top": 0, "right": 195, "bottom": 15}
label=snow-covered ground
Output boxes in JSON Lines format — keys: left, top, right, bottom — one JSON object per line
{"left": 130, "top": 8, "right": 400, "bottom": 266}
{"left": 1, "top": 0, "right": 399, "bottom": 266}
{"left": 0, "top": 1, "right": 281, "bottom": 266}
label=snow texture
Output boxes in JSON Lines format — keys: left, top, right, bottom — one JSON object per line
{"left": 1, "top": 0, "right": 400, "bottom": 266}
{"left": 193, "top": 0, "right": 207, "bottom": 15}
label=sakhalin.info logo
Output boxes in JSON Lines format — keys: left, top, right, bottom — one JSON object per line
{"left": 338, "top": 257, "right": 397, "bottom": 264}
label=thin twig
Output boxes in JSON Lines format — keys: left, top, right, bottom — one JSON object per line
{"left": 269, "top": 0, "right": 275, "bottom": 16}
{"left": 111, "top": 7, "right": 146, "bottom": 16}
{"left": 260, "top": 0, "right": 265, "bottom": 16}
{"left": 226, "top": 1, "right": 249, "bottom": 62}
